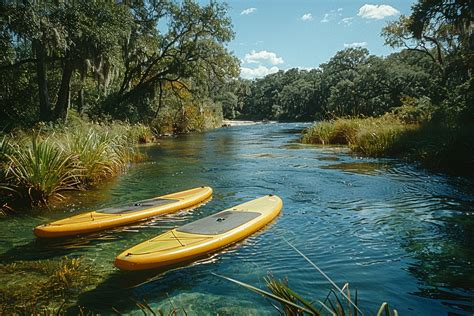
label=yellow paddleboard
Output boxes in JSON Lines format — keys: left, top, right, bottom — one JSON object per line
{"left": 115, "top": 195, "right": 282, "bottom": 271}
{"left": 34, "top": 186, "right": 212, "bottom": 238}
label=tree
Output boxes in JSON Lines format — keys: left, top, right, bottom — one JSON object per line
{"left": 0, "top": 0, "right": 238, "bottom": 125}
{"left": 382, "top": 0, "right": 473, "bottom": 120}
{"left": 112, "top": 0, "right": 239, "bottom": 122}
{"left": 1, "top": 1, "right": 132, "bottom": 121}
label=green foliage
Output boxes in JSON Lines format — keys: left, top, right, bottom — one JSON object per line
{"left": 61, "top": 130, "right": 129, "bottom": 184}
{"left": 1, "top": 116, "right": 150, "bottom": 209}
{"left": 223, "top": 69, "right": 322, "bottom": 121}
{"left": 226, "top": 46, "right": 449, "bottom": 121}
{"left": 5, "top": 135, "right": 80, "bottom": 205}
{"left": 392, "top": 97, "right": 434, "bottom": 124}
{"left": 151, "top": 96, "right": 223, "bottom": 134}
{"left": 0, "top": 0, "right": 238, "bottom": 128}
{"left": 302, "top": 116, "right": 474, "bottom": 175}
{"left": 0, "top": 136, "right": 12, "bottom": 163}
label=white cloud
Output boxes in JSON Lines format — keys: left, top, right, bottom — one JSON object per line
{"left": 320, "top": 9, "right": 343, "bottom": 23}
{"left": 244, "top": 50, "right": 284, "bottom": 65}
{"left": 344, "top": 42, "right": 368, "bottom": 48}
{"left": 357, "top": 4, "right": 399, "bottom": 20}
{"left": 339, "top": 17, "right": 354, "bottom": 26}
{"left": 240, "top": 66, "right": 279, "bottom": 79}
{"left": 321, "top": 13, "right": 331, "bottom": 23}
{"left": 301, "top": 13, "right": 313, "bottom": 21}
{"left": 241, "top": 8, "right": 257, "bottom": 15}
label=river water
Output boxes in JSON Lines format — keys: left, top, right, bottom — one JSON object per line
{"left": 1, "top": 123, "right": 473, "bottom": 315}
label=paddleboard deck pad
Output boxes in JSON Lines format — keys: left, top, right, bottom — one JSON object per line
{"left": 98, "top": 198, "right": 180, "bottom": 214}
{"left": 34, "top": 186, "right": 212, "bottom": 238}
{"left": 114, "top": 195, "right": 282, "bottom": 271}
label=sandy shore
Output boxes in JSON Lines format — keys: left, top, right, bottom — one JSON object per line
{"left": 222, "top": 120, "right": 276, "bottom": 126}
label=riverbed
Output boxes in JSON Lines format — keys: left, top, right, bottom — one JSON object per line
{"left": 1, "top": 123, "right": 473, "bottom": 315}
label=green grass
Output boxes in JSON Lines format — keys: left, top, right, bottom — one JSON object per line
{"left": 60, "top": 129, "right": 134, "bottom": 184}
{"left": 301, "top": 116, "right": 415, "bottom": 154}
{"left": 301, "top": 118, "right": 360, "bottom": 145}
{"left": 302, "top": 116, "right": 474, "bottom": 175}
{"left": 0, "top": 117, "right": 153, "bottom": 210}
{"left": 5, "top": 135, "right": 80, "bottom": 205}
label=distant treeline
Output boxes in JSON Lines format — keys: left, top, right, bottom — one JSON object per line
{"left": 221, "top": 46, "right": 472, "bottom": 123}
{"left": 220, "top": 0, "right": 473, "bottom": 124}
{"left": 1, "top": 0, "right": 472, "bottom": 131}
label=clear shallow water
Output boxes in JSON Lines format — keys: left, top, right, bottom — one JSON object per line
{"left": 1, "top": 123, "right": 473, "bottom": 315}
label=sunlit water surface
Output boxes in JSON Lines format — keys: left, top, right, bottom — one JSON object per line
{"left": 1, "top": 123, "right": 473, "bottom": 315}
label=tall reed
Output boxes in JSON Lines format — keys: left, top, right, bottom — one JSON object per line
{"left": 1, "top": 119, "right": 150, "bottom": 209}
{"left": 301, "top": 115, "right": 474, "bottom": 175}
{"left": 60, "top": 129, "right": 133, "bottom": 184}
{"left": 302, "top": 116, "right": 418, "bottom": 157}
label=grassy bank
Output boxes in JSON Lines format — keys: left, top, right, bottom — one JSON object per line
{"left": 0, "top": 116, "right": 154, "bottom": 213}
{"left": 302, "top": 115, "right": 474, "bottom": 176}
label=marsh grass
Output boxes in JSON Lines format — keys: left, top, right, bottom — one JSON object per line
{"left": 301, "top": 116, "right": 414, "bottom": 154}
{"left": 0, "top": 117, "right": 153, "bottom": 210}
{"left": 61, "top": 129, "right": 136, "bottom": 184}
{"left": 301, "top": 119, "right": 360, "bottom": 145}
{"left": 302, "top": 115, "right": 474, "bottom": 175}
{"left": 0, "top": 257, "right": 97, "bottom": 315}
{"left": 5, "top": 135, "right": 80, "bottom": 205}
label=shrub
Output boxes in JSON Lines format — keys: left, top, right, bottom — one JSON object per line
{"left": 5, "top": 135, "right": 80, "bottom": 205}
{"left": 1, "top": 119, "right": 146, "bottom": 208}
{"left": 392, "top": 96, "right": 434, "bottom": 124}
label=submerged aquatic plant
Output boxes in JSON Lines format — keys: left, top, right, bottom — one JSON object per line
{"left": 217, "top": 239, "right": 398, "bottom": 316}
{"left": 5, "top": 135, "right": 80, "bottom": 205}
{"left": 0, "top": 257, "right": 97, "bottom": 315}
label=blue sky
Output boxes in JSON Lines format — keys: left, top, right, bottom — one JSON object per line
{"left": 208, "top": 0, "right": 416, "bottom": 79}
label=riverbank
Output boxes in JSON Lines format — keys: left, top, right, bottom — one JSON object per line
{"left": 0, "top": 117, "right": 155, "bottom": 214}
{"left": 301, "top": 116, "right": 474, "bottom": 176}
{"left": 221, "top": 120, "right": 278, "bottom": 127}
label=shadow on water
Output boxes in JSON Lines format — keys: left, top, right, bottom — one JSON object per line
{"left": 402, "top": 211, "right": 474, "bottom": 314}
{"left": 72, "top": 220, "right": 280, "bottom": 314}
{"left": 320, "top": 161, "right": 391, "bottom": 175}
{"left": 0, "top": 232, "right": 120, "bottom": 263}
{"left": 70, "top": 254, "right": 224, "bottom": 314}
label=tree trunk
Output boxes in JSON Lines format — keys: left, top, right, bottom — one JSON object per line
{"left": 77, "top": 87, "right": 84, "bottom": 113}
{"left": 33, "top": 40, "right": 51, "bottom": 121}
{"left": 77, "top": 68, "right": 86, "bottom": 113}
{"left": 54, "top": 60, "right": 74, "bottom": 120}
